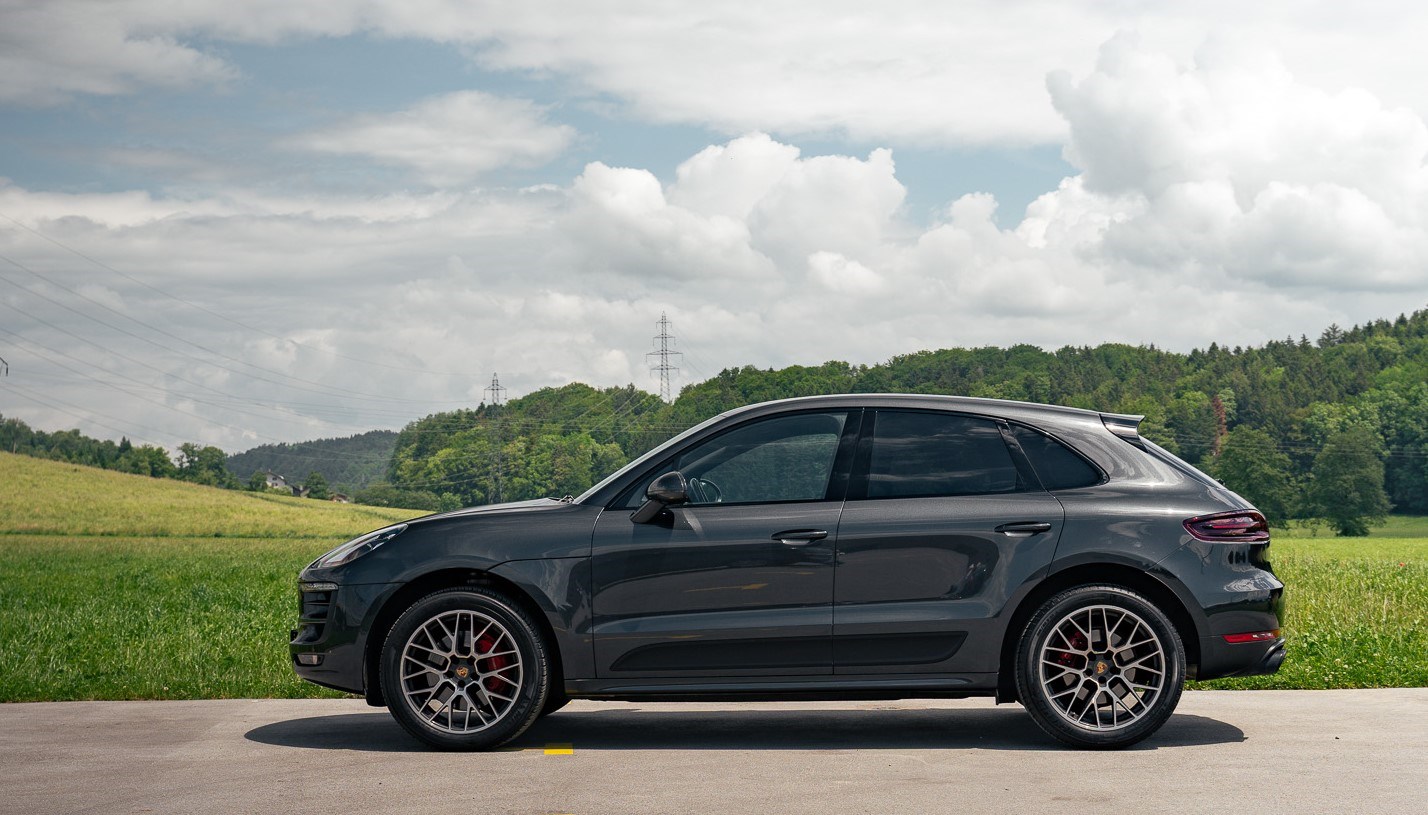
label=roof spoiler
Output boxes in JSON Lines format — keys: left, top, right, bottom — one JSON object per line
{"left": 1101, "top": 412, "right": 1144, "bottom": 442}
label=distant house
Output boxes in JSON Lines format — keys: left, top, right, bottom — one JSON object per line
{"left": 260, "top": 471, "right": 312, "bottom": 497}
{"left": 330, "top": 493, "right": 351, "bottom": 504}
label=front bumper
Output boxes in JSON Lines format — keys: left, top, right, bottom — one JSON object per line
{"left": 290, "top": 581, "right": 392, "bottom": 696}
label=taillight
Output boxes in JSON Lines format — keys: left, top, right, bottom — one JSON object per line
{"left": 1223, "top": 630, "right": 1281, "bottom": 644}
{"left": 1183, "top": 510, "right": 1270, "bottom": 542}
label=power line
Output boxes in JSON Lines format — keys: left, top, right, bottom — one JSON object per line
{"left": 0, "top": 255, "right": 469, "bottom": 406}
{"left": 1, "top": 381, "right": 164, "bottom": 448}
{"left": 0, "top": 317, "right": 374, "bottom": 435}
{"left": 0, "top": 211, "right": 475, "bottom": 378}
{"left": 0, "top": 327, "right": 400, "bottom": 455}
{"left": 646, "top": 311, "right": 682, "bottom": 403}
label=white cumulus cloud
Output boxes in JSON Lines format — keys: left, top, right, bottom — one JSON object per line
{"left": 5, "top": 2, "right": 1428, "bottom": 149}
{"left": 290, "top": 91, "right": 576, "bottom": 184}
{"left": 4, "top": 33, "right": 1428, "bottom": 451}
{"left": 1048, "top": 33, "right": 1428, "bottom": 292}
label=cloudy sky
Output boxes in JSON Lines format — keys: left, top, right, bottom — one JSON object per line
{"left": 2, "top": 1, "right": 1427, "bottom": 453}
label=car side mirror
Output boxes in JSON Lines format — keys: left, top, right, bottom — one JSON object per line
{"left": 630, "top": 471, "right": 689, "bottom": 524}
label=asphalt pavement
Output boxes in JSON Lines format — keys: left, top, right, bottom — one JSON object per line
{"left": 2, "top": 689, "right": 1424, "bottom": 815}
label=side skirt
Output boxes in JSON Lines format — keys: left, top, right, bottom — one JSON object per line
{"left": 564, "top": 673, "right": 998, "bottom": 703}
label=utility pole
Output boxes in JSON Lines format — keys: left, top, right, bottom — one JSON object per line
{"left": 0, "top": 355, "right": 8, "bottom": 376}
{"left": 483, "top": 373, "right": 506, "bottom": 504}
{"left": 646, "top": 312, "right": 682, "bottom": 403}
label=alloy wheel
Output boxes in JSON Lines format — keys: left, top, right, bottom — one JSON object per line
{"left": 1038, "top": 603, "right": 1167, "bottom": 731}
{"left": 398, "top": 609, "right": 524, "bottom": 734}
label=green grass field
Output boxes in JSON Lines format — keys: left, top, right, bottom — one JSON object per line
{"left": 1190, "top": 538, "right": 1427, "bottom": 690}
{"left": 0, "top": 451, "right": 1424, "bottom": 700}
{"left": 1278, "top": 514, "right": 1428, "bottom": 539}
{"left": 0, "top": 453, "right": 415, "bottom": 538}
{"left": 0, "top": 452, "right": 422, "bottom": 701}
{"left": 0, "top": 535, "right": 346, "bottom": 700}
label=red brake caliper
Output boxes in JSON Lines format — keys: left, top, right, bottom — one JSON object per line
{"left": 476, "top": 633, "right": 509, "bottom": 693}
{"left": 1055, "top": 631, "right": 1088, "bottom": 668}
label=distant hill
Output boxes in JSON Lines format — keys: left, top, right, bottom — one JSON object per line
{"left": 227, "top": 430, "right": 397, "bottom": 490}
{"left": 0, "top": 451, "right": 419, "bottom": 538}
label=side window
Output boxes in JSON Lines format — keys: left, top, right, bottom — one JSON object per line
{"left": 1010, "top": 424, "right": 1102, "bottom": 490}
{"left": 637, "top": 412, "right": 848, "bottom": 506}
{"left": 865, "top": 411, "right": 1020, "bottom": 499}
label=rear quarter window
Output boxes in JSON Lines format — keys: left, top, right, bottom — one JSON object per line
{"left": 1010, "top": 424, "right": 1103, "bottom": 490}
{"left": 1140, "top": 438, "right": 1222, "bottom": 488}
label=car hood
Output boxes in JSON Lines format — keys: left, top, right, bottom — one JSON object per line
{"left": 407, "top": 497, "right": 570, "bottom": 526}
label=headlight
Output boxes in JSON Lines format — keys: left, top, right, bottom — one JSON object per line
{"left": 311, "top": 524, "right": 408, "bottom": 569}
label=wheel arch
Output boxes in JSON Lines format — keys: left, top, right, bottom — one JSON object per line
{"left": 362, "top": 568, "right": 564, "bottom": 708}
{"left": 995, "top": 563, "right": 1202, "bottom": 703}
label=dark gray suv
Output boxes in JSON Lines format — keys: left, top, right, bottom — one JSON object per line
{"left": 292, "top": 394, "right": 1285, "bottom": 749}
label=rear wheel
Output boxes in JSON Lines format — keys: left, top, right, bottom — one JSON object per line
{"left": 539, "top": 691, "right": 571, "bottom": 718}
{"left": 380, "top": 586, "right": 550, "bottom": 750}
{"left": 1015, "top": 585, "right": 1185, "bottom": 749}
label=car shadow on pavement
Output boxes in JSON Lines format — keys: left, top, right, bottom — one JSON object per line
{"left": 245, "top": 707, "right": 1243, "bottom": 753}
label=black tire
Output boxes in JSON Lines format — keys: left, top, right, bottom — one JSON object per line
{"left": 539, "top": 690, "right": 571, "bottom": 718}
{"left": 1015, "top": 585, "right": 1186, "bottom": 749}
{"left": 380, "top": 586, "right": 550, "bottom": 751}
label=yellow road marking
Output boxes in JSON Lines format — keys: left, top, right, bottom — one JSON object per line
{"left": 544, "top": 743, "right": 574, "bottom": 755}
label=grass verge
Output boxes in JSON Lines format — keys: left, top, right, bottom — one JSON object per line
{"left": 2, "top": 534, "right": 1423, "bottom": 701}
{"left": 1, "top": 452, "right": 1422, "bottom": 699}
{"left": 0, "top": 536, "right": 345, "bottom": 701}
{"left": 1192, "top": 536, "right": 1427, "bottom": 690}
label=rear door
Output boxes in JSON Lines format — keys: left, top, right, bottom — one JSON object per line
{"left": 832, "top": 409, "right": 1064, "bottom": 675}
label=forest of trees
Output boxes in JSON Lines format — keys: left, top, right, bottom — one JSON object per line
{"left": 371, "top": 309, "right": 1428, "bottom": 534}
{"left": 226, "top": 430, "right": 397, "bottom": 491}
{"left": 0, "top": 419, "right": 238, "bottom": 489}
{"left": 6, "top": 308, "right": 1426, "bottom": 534}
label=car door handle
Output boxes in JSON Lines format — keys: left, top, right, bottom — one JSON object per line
{"left": 994, "top": 521, "right": 1053, "bottom": 537}
{"left": 771, "top": 529, "right": 828, "bottom": 546}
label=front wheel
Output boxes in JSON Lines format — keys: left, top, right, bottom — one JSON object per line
{"left": 1015, "top": 585, "right": 1186, "bottom": 749}
{"left": 380, "top": 586, "right": 551, "bottom": 750}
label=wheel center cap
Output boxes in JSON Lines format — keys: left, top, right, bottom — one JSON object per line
{"left": 455, "top": 666, "right": 470, "bottom": 679}
{"left": 1095, "top": 660, "right": 1109, "bottom": 676}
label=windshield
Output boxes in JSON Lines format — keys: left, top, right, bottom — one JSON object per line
{"left": 573, "top": 408, "right": 739, "bottom": 504}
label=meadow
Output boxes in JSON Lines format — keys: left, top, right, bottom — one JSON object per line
{"left": 1, "top": 452, "right": 1423, "bottom": 700}
{"left": 0, "top": 453, "right": 413, "bottom": 538}
{"left": 0, "top": 452, "right": 419, "bottom": 700}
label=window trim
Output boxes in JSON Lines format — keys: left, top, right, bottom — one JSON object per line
{"left": 847, "top": 408, "right": 1037, "bottom": 501}
{"left": 605, "top": 408, "right": 862, "bottom": 510}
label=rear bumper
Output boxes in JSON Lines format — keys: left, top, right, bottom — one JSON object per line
{"left": 1156, "top": 539, "right": 1286, "bottom": 681}
{"left": 1197, "top": 635, "right": 1286, "bottom": 680}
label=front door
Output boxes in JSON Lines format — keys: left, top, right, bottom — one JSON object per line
{"left": 591, "top": 410, "right": 856, "bottom": 677}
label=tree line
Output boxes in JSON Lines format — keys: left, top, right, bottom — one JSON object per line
{"left": 225, "top": 430, "right": 396, "bottom": 490}
{"left": 5, "top": 307, "right": 1425, "bottom": 534}
{"left": 376, "top": 309, "right": 1428, "bottom": 535}
{"left": 0, "top": 421, "right": 240, "bottom": 489}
